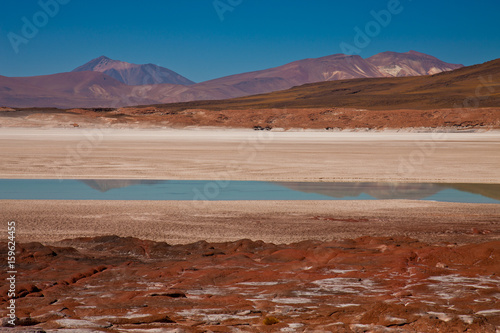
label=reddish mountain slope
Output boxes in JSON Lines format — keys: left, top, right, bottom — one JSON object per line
{"left": 72, "top": 56, "right": 195, "bottom": 86}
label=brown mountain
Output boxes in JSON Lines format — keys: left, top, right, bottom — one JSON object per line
{"left": 0, "top": 51, "right": 465, "bottom": 108}
{"left": 72, "top": 56, "right": 195, "bottom": 86}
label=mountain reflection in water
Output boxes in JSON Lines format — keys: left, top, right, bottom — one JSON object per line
{"left": 80, "top": 180, "right": 163, "bottom": 192}
{"left": 272, "top": 182, "right": 443, "bottom": 200}
{"left": 76, "top": 180, "right": 500, "bottom": 202}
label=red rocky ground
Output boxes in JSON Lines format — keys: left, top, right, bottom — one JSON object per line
{"left": 0, "top": 236, "right": 499, "bottom": 332}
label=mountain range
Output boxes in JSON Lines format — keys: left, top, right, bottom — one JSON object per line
{"left": 160, "top": 57, "right": 499, "bottom": 110}
{"left": 0, "top": 51, "right": 464, "bottom": 108}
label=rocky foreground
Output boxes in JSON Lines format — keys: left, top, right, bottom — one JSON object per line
{"left": 0, "top": 236, "right": 499, "bottom": 332}
{"left": 1, "top": 107, "right": 499, "bottom": 131}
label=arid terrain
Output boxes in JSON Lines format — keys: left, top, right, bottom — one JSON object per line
{"left": 3, "top": 199, "right": 500, "bottom": 245}
{"left": 1, "top": 234, "right": 499, "bottom": 332}
{"left": 0, "top": 125, "right": 499, "bottom": 331}
{"left": 1, "top": 107, "right": 500, "bottom": 131}
{"left": 1, "top": 1, "right": 499, "bottom": 330}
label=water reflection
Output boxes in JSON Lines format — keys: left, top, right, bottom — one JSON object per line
{"left": 0, "top": 179, "right": 498, "bottom": 203}
{"left": 271, "top": 182, "right": 500, "bottom": 201}
{"left": 81, "top": 180, "right": 164, "bottom": 192}
{"left": 272, "top": 182, "right": 444, "bottom": 200}
{"left": 447, "top": 184, "right": 500, "bottom": 201}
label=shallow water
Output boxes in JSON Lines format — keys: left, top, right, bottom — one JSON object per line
{"left": 0, "top": 179, "right": 499, "bottom": 203}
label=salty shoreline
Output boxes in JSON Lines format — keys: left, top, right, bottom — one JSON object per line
{"left": 3, "top": 199, "right": 499, "bottom": 245}
{"left": 1, "top": 127, "right": 498, "bottom": 244}
{"left": 1, "top": 127, "right": 499, "bottom": 183}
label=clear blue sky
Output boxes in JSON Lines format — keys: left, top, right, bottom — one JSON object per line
{"left": 0, "top": 0, "right": 499, "bottom": 83}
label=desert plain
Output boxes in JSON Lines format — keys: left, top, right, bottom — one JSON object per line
{"left": 0, "top": 121, "right": 499, "bottom": 332}
{"left": 0, "top": 126, "right": 500, "bottom": 244}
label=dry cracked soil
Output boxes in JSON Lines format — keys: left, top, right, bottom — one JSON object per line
{"left": 0, "top": 235, "right": 499, "bottom": 332}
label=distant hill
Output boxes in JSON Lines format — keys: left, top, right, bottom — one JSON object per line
{"left": 72, "top": 56, "right": 195, "bottom": 86}
{"left": 154, "top": 58, "right": 499, "bottom": 110}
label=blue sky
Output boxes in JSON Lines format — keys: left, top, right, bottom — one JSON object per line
{"left": 0, "top": 0, "right": 499, "bottom": 82}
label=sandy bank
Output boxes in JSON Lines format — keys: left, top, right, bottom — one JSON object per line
{"left": 1, "top": 128, "right": 499, "bottom": 183}
{"left": 2, "top": 200, "right": 499, "bottom": 245}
